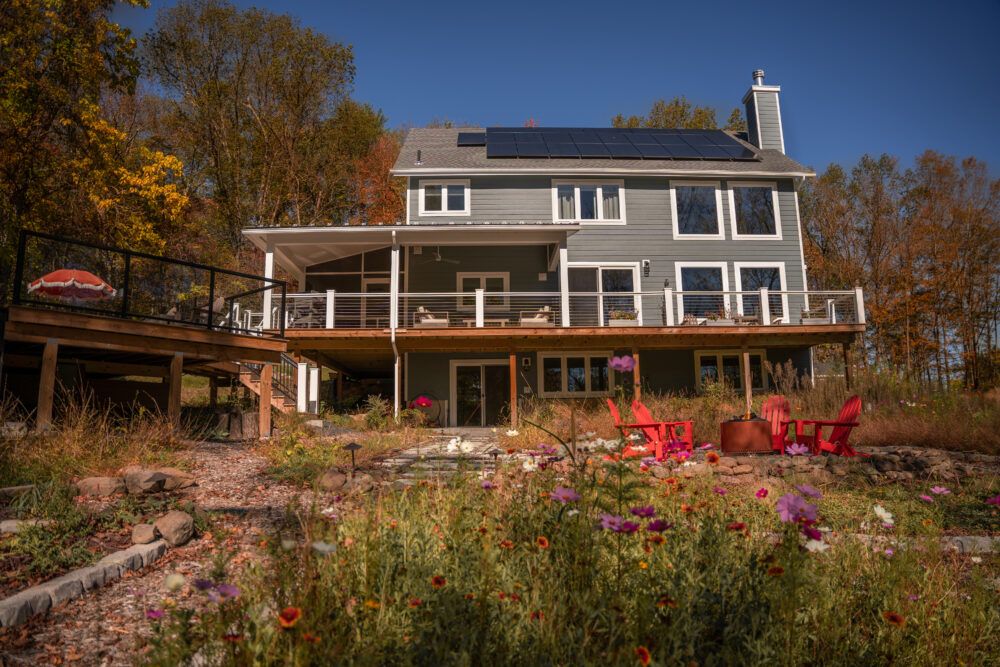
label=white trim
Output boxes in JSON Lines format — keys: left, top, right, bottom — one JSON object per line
{"left": 774, "top": 93, "right": 786, "bottom": 154}
{"left": 727, "top": 181, "right": 782, "bottom": 240}
{"left": 418, "top": 179, "right": 471, "bottom": 217}
{"left": 742, "top": 85, "right": 782, "bottom": 104}
{"left": 406, "top": 176, "right": 411, "bottom": 223}
{"left": 674, "top": 261, "right": 730, "bottom": 320}
{"left": 792, "top": 189, "right": 809, "bottom": 310}
{"left": 733, "top": 261, "right": 789, "bottom": 321}
{"left": 536, "top": 351, "right": 614, "bottom": 398}
{"left": 393, "top": 168, "right": 815, "bottom": 178}
{"left": 455, "top": 272, "right": 510, "bottom": 311}
{"left": 565, "top": 262, "right": 642, "bottom": 326}
{"left": 669, "top": 180, "right": 725, "bottom": 240}
{"left": 448, "top": 358, "right": 510, "bottom": 427}
{"left": 550, "top": 179, "right": 626, "bottom": 225}
{"left": 753, "top": 91, "right": 763, "bottom": 148}
{"left": 694, "top": 349, "right": 768, "bottom": 392}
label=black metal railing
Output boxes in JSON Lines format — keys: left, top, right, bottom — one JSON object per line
{"left": 273, "top": 353, "right": 298, "bottom": 399}
{"left": 12, "top": 230, "right": 286, "bottom": 337}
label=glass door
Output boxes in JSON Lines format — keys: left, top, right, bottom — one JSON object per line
{"left": 453, "top": 362, "right": 510, "bottom": 427}
{"left": 568, "top": 266, "right": 637, "bottom": 326}
{"left": 455, "top": 365, "right": 483, "bottom": 427}
{"left": 361, "top": 278, "right": 390, "bottom": 328}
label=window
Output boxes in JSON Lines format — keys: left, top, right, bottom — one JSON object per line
{"left": 567, "top": 264, "right": 641, "bottom": 326}
{"left": 419, "top": 180, "right": 470, "bottom": 216}
{"left": 734, "top": 263, "right": 789, "bottom": 322}
{"left": 675, "top": 262, "right": 730, "bottom": 319}
{"left": 456, "top": 272, "right": 509, "bottom": 310}
{"left": 670, "top": 181, "right": 724, "bottom": 239}
{"left": 538, "top": 353, "right": 613, "bottom": 397}
{"left": 729, "top": 182, "right": 780, "bottom": 238}
{"left": 552, "top": 180, "right": 625, "bottom": 224}
{"left": 694, "top": 350, "right": 766, "bottom": 391}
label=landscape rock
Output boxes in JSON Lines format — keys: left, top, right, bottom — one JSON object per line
{"left": 154, "top": 510, "right": 194, "bottom": 546}
{"left": 732, "top": 464, "right": 754, "bottom": 475}
{"left": 76, "top": 476, "right": 126, "bottom": 496}
{"left": 0, "top": 519, "right": 52, "bottom": 534}
{"left": 132, "top": 523, "right": 157, "bottom": 544}
{"left": 123, "top": 467, "right": 196, "bottom": 494}
{"left": 0, "top": 485, "right": 35, "bottom": 502}
{"left": 346, "top": 472, "right": 375, "bottom": 493}
{"left": 318, "top": 468, "right": 348, "bottom": 491}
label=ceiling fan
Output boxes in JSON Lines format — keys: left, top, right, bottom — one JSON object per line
{"left": 421, "top": 246, "right": 460, "bottom": 265}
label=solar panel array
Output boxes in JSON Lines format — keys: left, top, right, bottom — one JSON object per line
{"left": 456, "top": 128, "right": 758, "bottom": 161}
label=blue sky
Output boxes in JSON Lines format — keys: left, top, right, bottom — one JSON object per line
{"left": 114, "top": 0, "right": 1000, "bottom": 173}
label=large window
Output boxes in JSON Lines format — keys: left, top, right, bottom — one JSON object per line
{"left": 419, "top": 180, "right": 470, "bottom": 216}
{"left": 695, "top": 350, "right": 766, "bottom": 391}
{"left": 552, "top": 180, "right": 625, "bottom": 224}
{"left": 735, "top": 263, "right": 788, "bottom": 322}
{"left": 675, "top": 262, "right": 729, "bottom": 319}
{"left": 456, "top": 272, "right": 509, "bottom": 310}
{"left": 670, "top": 181, "right": 724, "bottom": 239}
{"left": 729, "top": 183, "right": 780, "bottom": 238}
{"left": 539, "top": 353, "right": 612, "bottom": 397}
{"left": 567, "top": 264, "right": 641, "bottom": 326}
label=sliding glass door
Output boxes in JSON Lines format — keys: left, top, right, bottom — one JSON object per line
{"left": 567, "top": 266, "right": 638, "bottom": 326}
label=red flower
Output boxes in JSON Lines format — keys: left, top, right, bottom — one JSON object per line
{"left": 882, "top": 610, "right": 906, "bottom": 628}
{"left": 303, "top": 633, "right": 322, "bottom": 644}
{"left": 530, "top": 610, "right": 544, "bottom": 621}
{"left": 635, "top": 645, "right": 652, "bottom": 665}
{"left": 705, "top": 451, "right": 720, "bottom": 465}
{"left": 727, "top": 521, "right": 747, "bottom": 532}
{"left": 499, "top": 539, "right": 514, "bottom": 550}
{"left": 221, "top": 633, "right": 242, "bottom": 643}
{"left": 408, "top": 597, "right": 422, "bottom": 608}
{"left": 536, "top": 536, "right": 550, "bottom": 549}
{"left": 656, "top": 595, "right": 677, "bottom": 609}
{"left": 278, "top": 607, "right": 301, "bottom": 629}
{"left": 767, "top": 566, "right": 785, "bottom": 577}
{"left": 431, "top": 575, "right": 447, "bottom": 589}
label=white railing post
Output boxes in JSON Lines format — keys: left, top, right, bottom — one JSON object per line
{"left": 826, "top": 298, "right": 837, "bottom": 324}
{"left": 296, "top": 362, "right": 308, "bottom": 413}
{"left": 262, "top": 246, "right": 274, "bottom": 329}
{"left": 559, "top": 246, "right": 570, "bottom": 327}
{"left": 308, "top": 366, "right": 319, "bottom": 413}
{"left": 663, "top": 288, "right": 675, "bottom": 326}
{"left": 759, "top": 288, "right": 771, "bottom": 325}
{"left": 854, "top": 287, "right": 866, "bottom": 325}
{"left": 675, "top": 292, "right": 685, "bottom": 322}
{"left": 325, "top": 290, "right": 335, "bottom": 329}
{"left": 475, "top": 289, "right": 485, "bottom": 327}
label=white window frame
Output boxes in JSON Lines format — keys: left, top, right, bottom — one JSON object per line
{"left": 669, "top": 180, "right": 725, "bottom": 240}
{"left": 727, "top": 181, "right": 782, "bottom": 240}
{"left": 456, "top": 271, "right": 510, "bottom": 311}
{"left": 733, "top": 262, "right": 789, "bottom": 322}
{"left": 551, "top": 179, "right": 627, "bottom": 225}
{"left": 566, "top": 262, "right": 642, "bottom": 325}
{"left": 537, "top": 351, "right": 615, "bottom": 398}
{"left": 418, "top": 179, "right": 470, "bottom": 216}
{"left": 694, "top": 349, "right": 768, "bottom": 392}
{"left": 674, "top": 261, "right": 730, "bottom": 320}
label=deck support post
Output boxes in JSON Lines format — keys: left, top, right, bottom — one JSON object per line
{"left": 36, "top": 339, "right": 58, "bottom": 432}
{"left": 259, "top": 363, "right": 273, "bottom": 439}
{"left": 209, "top": 378, "right": 218, "bottom": 410}
{"left": 842, "top": 342, "right": 852, "bottom": 390}
{"left": 167, "top": 352, "right": 183, "bottom": 428}
{"left": 631, "top": 346, "right": 641, "bottom": 402}
{"left": 508, "top": 351, "right": 518, "bottom": 427}
{"left": 308, "top": 365, "right": 320, "bottom": 414}
{"left": 741, "top": 349, "right": 753, "bottom": 417}
{"left": 262, "top": 244, "right": 275, "bottom": 329}
{"left": 335, "top": 371, "right": 343, "bottom": 406}
{"left": 296, "top": 362, "right": 308, "bottom": 413}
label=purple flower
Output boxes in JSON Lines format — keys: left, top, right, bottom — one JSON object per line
{"left": 802, "top": 526, "right": 823, "bottom": 541}
{"left": 919, "top": 494, "right": 933, "bottom": 503}
{"left": 987, "top": 495, "right": 1000, "bottom": 506}
{"left": 629, "top": 505, "right": 656, "bottom": 518}
{"left": 599, "top": 514, "right": 639, "bottom": 533}
{"left": 884, "top": 548, "right": 895, "bottom": 558}
{"left": 755, "top": 488, "right": 769, "bottom": 499}
{"left": 481, "top": 480, "right": 495, "bottom": 490}
{"left": 609, "top": 355, "right": 635, "bottom": 373}
{"left": 908, "top": 594, "right": 920, "bottom": 602}
{"left": 620, "top": 521, "right": 640, "bottom": 534}
{"left": 775, "top": 493, "right": 817, "bottom": 524}
{"left": 215, "top": 583, "right": 240, "bottom": 600}
{"left": 551, "top": 486, "right": 581, "bottom": 504}
{"left": 646, "top": 519, "right": 673, "bottom": 532}
{"left": 785, "top": 443, "right": 810, "bottom": 456}
{"left": 193, "top": 579, "right": 214, "bottom": 591}
{"left": 699, "top": 443, "right": 715, "bottom": 450}
{"left": 713, "top": 487, "right": 727, "bottom": 496}
{"left": 146, "top": 608, "right": 164, "bottom": 620}
{"left": 795, "top": 484, "right": 822, "bottom": 499}
{"left": 930, "top": 486, "right": 951, "bottom": 495}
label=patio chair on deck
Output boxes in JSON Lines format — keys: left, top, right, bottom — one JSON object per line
{"left": 519, "top": 305, "right": 555, "bottom": 327}
{"left": 631, "top": 400, "right": 694, "bottom": 457}
{"left": 761, "top": 395, "right": 791, "bottom": 453}
{"left": 412, "top": 306, "right": 449, "bottom": 328}
{"left": 785, "top": 395, "right": 865, "bottom": 457}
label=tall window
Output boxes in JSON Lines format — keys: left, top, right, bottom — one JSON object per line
{"left": 553, "top": 181, "right": 625, "bottom": 223}
{"left": 695, "top": 350, "right": 766, "bottom": 391}
{"left": 730, "top": 183, "right": 780, "bottom": 237}
{"left": 671, "top": 181, "right": 724, "bottom": 238}
{"left": 735, "top": 263, "right": 787, "bottom": 321}
{"left": 676, "top": 263, "right": 729, "bottom": 318}
{"left": 419, "top": 180, "right": 470, "bottom": 216}
{"left": 539, "top": 353, "right": 612, "bottom": 397}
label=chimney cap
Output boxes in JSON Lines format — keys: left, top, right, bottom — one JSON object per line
{"left": 752, "top": 69, "right": 765, "bottom": 85}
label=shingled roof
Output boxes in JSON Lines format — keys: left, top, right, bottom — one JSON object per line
{"left": 391, "top": 128, "right": 814, "bottom": 177}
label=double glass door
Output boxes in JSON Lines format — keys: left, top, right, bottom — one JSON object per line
{"left": 454, "top": 362, "right": 510, "bottom": 427}
{"left": 568, "top": 266, "right": 637, "bottom": 326}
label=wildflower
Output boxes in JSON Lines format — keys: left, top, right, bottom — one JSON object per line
{"left": 705, "top": 451, "right": 720, "bottom": 464}
{"left": 216, "top": 583, "right": 240, "bottom": 600}
{"left": 413, "top": 395, "right": 432, "bottom": 408}
{"left": 303, "top": 633, "right": 322, "bottom": 644}
{"left": 873, "top": 505, "right": 895, "bottom": 526}
{"left": 884, "top": 548, "right": 895, "bottom": 558}
{"left": 536, "top": 536, "right": 550, "bottom": 549}
{"left": 635, "top": 645, "right": 651, "bottom": 665}
{"left": 656, "top": 594, "right": 678, "bottom": 608}
{"left": 464, "top": 593, "right": 475, "bottom": 600}
{"left": 639, "top": 561, "right": 648, "bottom": 569}
{"left": 610, "top": 355, "right": 636, "bottom": 373}
{"left": 321, "top": 507, "right": 338, "bottom": 520}
{"left": 919, "top": 494, "right": 934, "bottom": 503}
{"left": 647, "top": 534, "right": 665, "bottom": 545}
{"left": 699, "top": 442, "right": 714, "bottom": 449}
{"left": 447, "top": 437, "right": 463, "bottom": 453}
{"left": 930, "top": 486, "right": 951, "bottom": 495}
{"left": 222, "top": 633, "right": 242, "bottom": 643}
{"left": 522, "top": 458, "right": 539, "bottom": 472}
{"left": 986, "top": 494, "right": 1000, "bottom": 506}
{"left": 804, "top": 539, "right": 829, "bottom": 553}
{"left": 786, "top": 443, "right": 810, "bottom": 456}
{"left": 908, "top": 594, "right": 920, "bottom": 602}
{"left": 767, "top": 566, "right": 785, "bottom": 576}
{"left": 364, "top": 599, "right": 380, "bottom": 609}
{"left": 713, "top": 486, "right": 727, "bottom": 496}
{"left": 775, "top": 494, "right": 817, "bottom": 524}
{"left": 882, "top": 611, "right": 906, "bottom": 628}
{"left": 278, "top": 607, "right": 302, "bottom": 629}
{"left": 509, "top": 592, "right": 522, "bottom": 602}
{"left": 431, "top": 575, "right": 447, "bottom": 589}
{"left": 460, "top": 440, "right": 476, "bottom": 454}
{"left": 630, "top": 505, "right": 656, "bottom": 518}
{"left": 408, "top": 598, "right": 422, "bottom": 608}
{"left": 481, "top": 480, "right": 495, "bottom": 490}
{"left": 921, "top": 518, "right": 934, "bottom": 527}
{"left": 163, "top": 573, "right": 185, "bottom": 592}
{"left": 530, "top": 610, "right": 544, "bottom": 621}
{"left": 971, "top": 556, "right": 982, "bottom": 564}
{"left": 505, "top": 429, "right": 519, "bottom": 437}
{"left": 755, "top": 488, "right": 769, "bottom": 499}
{"left": 795, "top": 484, "right": 822, "bottom": 499}
{"left": 550, "top": 486, "right": 581, "bottom": 504}
{"left": 680, "top": 503, "right": 694, "bottom": 513}
{"left": 193, "top": 578, "right": 214, "bottom": 591}
{"left": 802, "top": 526, "right": 822, "bottom": 541}
{"left": 311, "top": 541, "right": 337, "bottom": 556}
{"left": 727, "top": 521, "right": 746, "bottom": 532}
{"left": 499, "top": 539, "right": 514, "bottom": 549}
{"left": 145, "top": 608, "right": 164, "bottom": 620}
{"left": 600, "top": 513, "right": 624, "bottom": 531}
{"left": 647, "top": 519, "right": 673, "bottom": 532}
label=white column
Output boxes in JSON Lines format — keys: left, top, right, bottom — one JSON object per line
{"left": 390, "top": 241, "right": 400, "bottom": 330}
{"left": 308, "top": 366, "right": 319, "bottom": 413}
{"left": 296, "top": 362, "right": 308, "bottom": 413}
{"left": 759, "top": 288, "right": 771, "bottom": 325}
{"left": 325, "top": 290, "right": 335, "bottom": 329}
{"left": 854, "top": 287, "right": 866, "bottom": 325}
{"left": 559, "top": 245, "right": 570, "bottom": 327}
{"left": 262, "top": 245, "right": 275, "bottom": 329}
{"left": 475, "top": 289, "right": 484, "bottom": 327}
{"left": 663, "top": 288, "right": 675, "bottom": 326}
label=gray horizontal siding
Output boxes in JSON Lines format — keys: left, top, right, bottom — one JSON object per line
{"left": 753, "top": 92, "right": 783, "bottom": 151}
{"left": 409, "top": 176, "right": 550, "bottom": 224}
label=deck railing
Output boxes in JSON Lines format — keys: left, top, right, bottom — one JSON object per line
{"left": 279, "top": 288, "right": 865, "bottom": 331}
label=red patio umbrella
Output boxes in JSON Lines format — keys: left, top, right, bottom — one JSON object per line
{"left": 27, "top": 269, "right": 116, "bottom": 301}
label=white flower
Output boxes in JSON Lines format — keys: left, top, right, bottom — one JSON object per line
{"left": 321, "top": 507, "right": 338, "bottom": 519}
{"left": 280, "top": 538, "right": 297, "bottom": 551}
{"left": 566, "top": 509, "right": 579, "bottom": 517}
{"left": 522, "top": 458, "right": 538, "bottom": 472}
{"left": 628, "top": 433, "right": 642, "bottom": 441}
{"left": 681, "top": 461, "right": 696, "bottom": 467}
{"left": 460, "top": 440, "right": 475, "bottom": 454}
{"left": 505, "top": 429, "right": 519, "bottom": 437}
{"left": 873, "top": 505, "right": 894, "bottom": 526}
{"left": 804, "top": 539, "right": 830, "bottom": 553}
{"left": 163, "top": 573, "right": 185, "bottom": 592}
{"left": 971, "top": 556, "right": 982, "bottom": 564}
{"left": 447, "top": 437, "right": 462, "bottom": 453}
{"left": 311, "top": 541, "right": 337, "bottom": 556}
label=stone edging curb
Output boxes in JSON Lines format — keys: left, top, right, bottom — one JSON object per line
{"left": 0, "top": 539, "right": 168, "bottom": 627}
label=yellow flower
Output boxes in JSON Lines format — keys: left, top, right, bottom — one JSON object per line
{"left": 638, "top": 561, "right": 648, "bottom": 570}
{"left": 364, "top": 599, "right": 380, "bottom": 609}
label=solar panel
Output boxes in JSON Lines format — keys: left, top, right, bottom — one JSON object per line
{"left": 635, "top": 144, "right": 673, "bottom": 159}
{"left": 546, "top": 143, "right": 581, "bottom": 157}
{"left": 604, "top": 143, "right": 641, "bottom": 158}
{"left": 576, "top": 143, "right": 611, "bottom": 158}
{"left": 456, "top": 132, "right": 486, "bottom": 146}
{"left": 486, "top": 142, "right": 517, "bottom": 158}
{"left": 515, "top": 143, "right": 549, "bottom": 157}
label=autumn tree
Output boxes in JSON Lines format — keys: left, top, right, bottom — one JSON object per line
{"left": 612, "top": 97, "right": 746, "bottom": 132}
{"left": 349, "top": 133, "right": 405, "bottom": 226}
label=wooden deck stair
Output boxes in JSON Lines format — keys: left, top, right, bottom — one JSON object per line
{"left": 238, "top": 362, "right": 296, "bottom": 414}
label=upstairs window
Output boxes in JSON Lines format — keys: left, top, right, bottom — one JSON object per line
{"left": 419, "top": 180, "right": 469, "bottom": 216}
{"left": 730, "top": 183, "right": 780, "bottom": 238}
{"left": 670, "top": 181, "right": 724, "bottom": 239}
{"left": 553, "top": 180, "right": 625, "bottom": 224}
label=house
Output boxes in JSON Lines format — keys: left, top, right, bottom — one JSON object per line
{"left": 243, "top": 70, "right": 865, "bottom": 427}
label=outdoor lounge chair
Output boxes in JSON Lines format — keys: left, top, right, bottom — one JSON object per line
{"left": 631, "top": 400, "right": 694, "bottom": 456}
{"left": 412, "top": 306, "right": 449, "bottom": 328}
{"left": 606, "top": 399, "right": 661, "bottom": 459}
{"left": 761, "top": 395, "right": 791, "bottom": 452}
{"left": 785, "top": 395, "right": 865, "bottom": 457}
{"left": 519, "top": 305, "right": 555, "bottom": 327}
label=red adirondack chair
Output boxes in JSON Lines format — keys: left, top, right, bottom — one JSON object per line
{"left": 631, "top": 400, "right": 694, "bottom": 459}
{"left": 606, "top": 399, "right": 670, "bottom": 460}
{"left": 761, "top": 395, "right": 791, "bottom": 453}
{"left": 786, "top": 395, "right": 865, "bottom": 457}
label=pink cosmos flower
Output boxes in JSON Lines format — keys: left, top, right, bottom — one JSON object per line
{"left": 146, "top": 608, "right": 164, "bottom": 620}
{"left": 646, "top": 519, "right": 673, "bottom": 532}
{"left": 802, "top": 526, "right": 823, "bottom": 541}
{"left": 412, "top": 395, "right": 433, "bottom": 408}
{"left": 674, "top": 450, "right": 691, "bottom": 461}
{"left": 609, "top": 355, "right": 636, "bottom": 373}
{"left": 775, "top": 493, "right": 817, "bottom": 524}
{"left": 755, "top": 488, "right": 769, "bottom": 499}
{"left": 699, "top": 443, "right": 715, "bottom": 450}
{"left": 930, "top": 486, "right": 951, "bottom": 495}
{"left": 216, "top": 583, "right": 240, "bottom": 600}
{"left": 550, "top": 486, "right": 581, "bottom": 504}
{"left": 987, "top": 495, "right": 1000, "bottom": 506}
{"left": 600, "top": 514, "right": 624, "bottom": 531}
{"left": 884, "top": 548, "right": 895, "bottom": 558}
{"left": 629, "top": 505, "right": 656, "bottom": 518}
{"left": 795, "top": 484, "right": 822, "bottom": 499}
{"left": 786, "top": 443, "right": 810, "bottom": 456}
{"left": 919, "top": 494, "right": 933, "bottom": 503}
{"left": 481, "top": 480, "right": 495, "bottom": 490}
{"left": 908, "top": 594, "right": 920, "bottom": 602}
{"left": 713, "top": 487, "right": 727, "bottom": 496}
